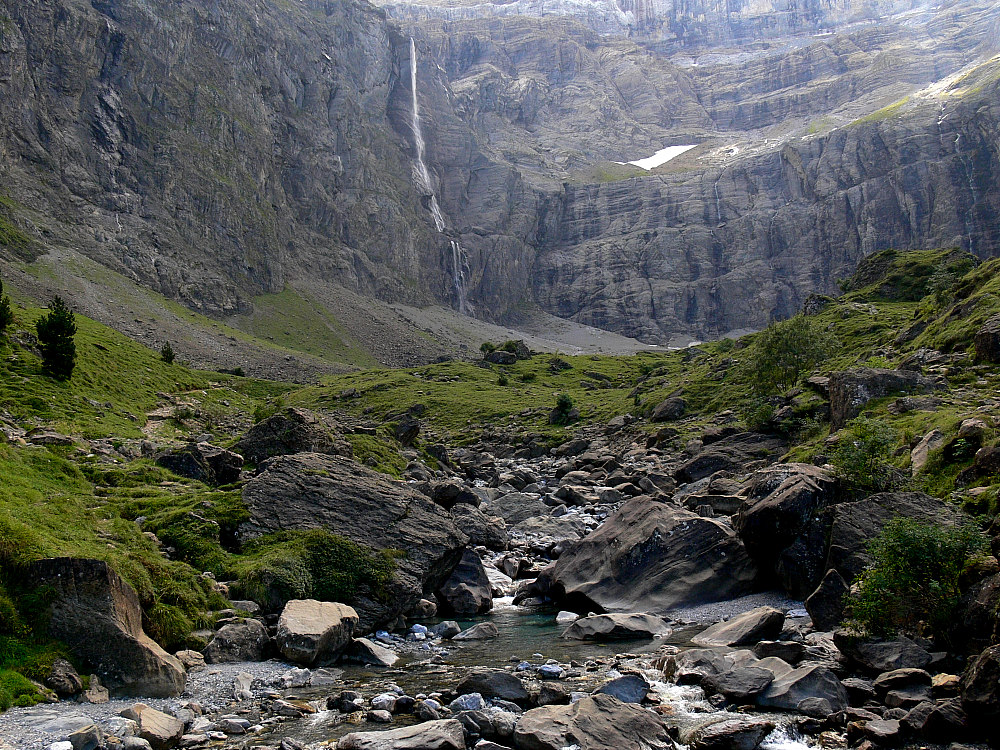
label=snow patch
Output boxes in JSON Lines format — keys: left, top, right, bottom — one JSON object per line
{"left": 615, "top": 144, "right": 697, "bottom": 171}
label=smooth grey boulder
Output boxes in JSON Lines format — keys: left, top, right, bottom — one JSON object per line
{"left": 155, "top": 441, "right": 243, "bottom": 485}
{"left": 675, "top": 433, "right": 787, "bottom": 484}
{"left": 543, "top": 499, "right": 756, "bottom": 613}
{"left": 337, "top": 718, "right": 466, "bottom": 750}
{"left": 960, "top": 645, "right": 1000, "bottom": 722}
{"left": 240, "top": 453, "right": 467, "bottom": 627}
{"left": 692, "top": 607, "right": 785, "bottom": 647}
{"left": 488, "top": 492, "right": 550, "bottom": 525}
{"left": 119, "top": 704, "right": 184, "bottom": 750}
{"left": 513, "top": 694, "right": 673, "bottom": 750}
{"left": 829, "top": 368, "right": 944, "bottom": 429}
{"left": 436, "top": 549, "right": 493, "bottom": 615}
{"left": 595, "top": 674, "right": 650, "bottom": 703}
{"left": 662, "top": 647, "right": 732, "bottom": 685}
{"left": 756, "top": 664, "right": 848, "bottom": 714}
{"left": 276, "top": 600, "right": 359, "bottom": 665}
{"left": 689, "top": 717, "right": 776, "bottom": 750}
{"left": 28, "top": 558, "right": 185, "bottom": 697}
{"left": 455, "top": 669, "right": 530, "bottom": 705}
{"left": 651, "top": 397, "right": 686, "bottom": 422}
{"left": 343, "top": 637, "right": 398, "bottom": 667}
{"left": 204, "top": 619, "right": 269, "bottom": 664}
{"left": 452, "top": 622, "right": 499, "bottom": 640}
{"left": 833, "top": 632, "right": 932, "bottom": 673}
{"left": 702, "top": 667, "right": 775, "bottom": 702}
{"left": 234, "top": 407, "right": 350, "bottom": 465}
{"left": 449, "top": 503, "right": 508, "bottom": 551}
{"left": 974, "top": 313, "right": 1000, "bottom": 363}
{"left": 805, "top": 568, "right": 849, "bottom": 631}
{"left": 561, "top": 613, "right": 671, "bottom": 641}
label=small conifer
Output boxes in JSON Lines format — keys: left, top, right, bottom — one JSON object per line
{"left": 36, "top": 296, "right": 77, "bottom": 379}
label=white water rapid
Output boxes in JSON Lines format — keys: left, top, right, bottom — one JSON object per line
{"left": 409, "top": 37, "right": 469, "bottom": 314}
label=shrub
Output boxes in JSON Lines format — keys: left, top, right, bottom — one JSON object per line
{"left": 253, "top": 396, "right": 285, "bottom": 423}
{"left": 550, "top": 393, "right": 575, "bottom": 425}
{"left": 500, "top": 340, "right": 519, "bottom": 354}
{"left": 0, "top": 279, "right": 13, "bottom": 338}
{"left": 35, "top": 296, "right": 77, "bottom": 380}
{"left": 832, "top": 416, "right": 903, "bottom": 492}
{"left": 742, "top": 314, "right": 839, "bottom": 395}
{"left": 497, "top": 374, "right": 509, "bottom": 387}
{"left": 847, "top": 517, "right": 989, "bottom": 641}
{"left": 519, "top": 372, "right": 537, "bottom": 383}
{"left": 479, "top": 342, "right": 496, "bottom": 354}
{"left": 160, "top": 341, "right": 175, "bottom": 364}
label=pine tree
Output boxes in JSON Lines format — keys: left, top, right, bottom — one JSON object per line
{"left": 36, "top": 296, "right": 77, "bottom": 379}
{"left": 160, "top": 340, "right": 175, "bottom": 364}
{"left": 0, "top": 279, "right": 13, "bottom": 338}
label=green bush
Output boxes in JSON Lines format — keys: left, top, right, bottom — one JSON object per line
{"left": 550, "top": 392, "right": 575, "bottom": 425}
{"left": 0, "top": 669, "right": 43, "bottom": 711}
{"left": 479, "top": 342, "right": 496, "bottom": 354}
{"left": 742, "top": 314, "right": 839, "bottom": 395}
{"left": 0, "top": 279, "right": 13, "bottom": 338}
{"left": 847, "top": 517, "right": 989, "bottom": 640}
{"left": 36, "top": 296, "right": 77, "bottom": 380}
{"left": 497, "top": 374, "right": 509, "bottom": 387}
{"left": 160, "top": 341, "right": 175, "bottom": 364}
{"left": 832, "top": 416, "right": 902, "bottom": 492}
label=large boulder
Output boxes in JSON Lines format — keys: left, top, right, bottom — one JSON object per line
{"left": 675, "top": 432, "right": 787, "bottom": 484}
{"left": 688, "top": 717, "right": 776, "bottom": 750}
{"left": 734, "top": 463, "right": 839, "bottom": 596}
{"left": 692, "top": 607, "right": 785, "bottom": 647}
{"left": 513, "top": 694, "right": 674, "bottom": 750}
{"left": 240, "top": 453, "right": 468, "bottom": 627}
{"left": 28, "top": 559, "right": 185, "bottom": 697}
{"left": 455, "top": 669, "right": 530, "bottom": 705}
{"left": 825, "top": 492, "right": 962, "bottom": 583}
{"left": 828, "top": 368, "right": 943, "bottom": 430}
{"left": 957, "top": 572, "right": 1000, "bottom": 653}
{"left": 650, "top": 397, "right": 686, "bottom": 422}
{"left": 701, "top": 667, "right": 775, "bottom": 702}
{"left": 155, "top": 441, "right": 243, "bottom": 485}
{"left": 805, "top": 569, "right": 850, "bottom": 631}
{"left": 562, "top": 612, "right": 671, "bottom": 640}
{"left": 337, "top": 719, "right": 465, "bottom": 750}
{"left": 119, "top": 704, "right": 184, "bottom": 750}
{"left": 973, "top": 313, "right": 1000, "bottom": 363}
{"left": 234, "top": 407, "right": 350, "bottom": 465}
{"left": 543, "top": 499, "right": 757, "bottom": 613}
{"left": 449, "top": 504, "right": 508, "bottom": 551}
{"left": 960, "top": 645, "right": 1000, "bottom": 723}
{"left": 487, "top": 492, "right": 550, "bottom": 525}
{"left": 203, "top": 618, "right": 269, "bottom": 663}
{"left": 757, "top": 664, "right": 848, "bottom": 714}
{"left": 834, "top": 633, "right": 932, "bottom": 674}
{"left": 436, "top": 549, "right": 493, "bottom": 615}
{"left": 276, "top": 600, "right": 358, "bottom": 666}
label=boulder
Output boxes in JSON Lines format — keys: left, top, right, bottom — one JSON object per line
{"left": 436, "top": 549, "right": 493, "bottom": 615}
{"left": 452, "top": 622, "right": 499, "bottom": 640}
{"left": 337, "top": 719, "right": 466, "bottom": 750}
{"left": 173, "top": 650, "right": 205, "bottom": 671}
{"left": 826, "top": 492, "right": 962, "bottom": 583}
{"left": 663, "top": 648, "right": 734, "bottom": 684}
{"left": 233, "top": 407, "right": 349, "bottom": 464}
{"left": 455, "top": 669, "right": 530, "bottom": 705}
{"left": 910, "top": 429, "right": 947, "bottom": 475}
{"left": 960, "top": 644, "right": 1000, "bottom": 722}
{"left": 689, "top": 717, "right": 776, "bottom": 750}
{"left": 561, "top": 613, "right": 671, "bottom": 641}
{"left": 28, "top": 558, "right": 185, "bottom": 697}
{"left": 450, "top": 504, "right": 508, "bottom": 551}
{"left": 344, "top": 637, "right": 398, "bottom": 667}
{"left": 957, "top": 572, "right": 1000, "bottom": 653}
{"left": 833, "top": 633, "right": 932, "bottom": 674}
{"left": 675, "top": 432, "right": 787, "bottom": 484}
{"left": 702, "top": 667, "right": 775, "bottom": 702}
{"left": 692, "top": 607, "right": 785, "bottom": 647}
{"left": 487, "top": 492, "right": 550, "bottom": 525}
{"left": 828, "top": 368, "right": 943, "bottom": 430}
{"left": 757, "top": 664, "right": 848, "bottom": 714}
{"left": 155, "top": 442, "right": 243, "bottom": 485}
{"left": 485, "top": 350, "right": 517, "bottom": 365}
{"left": 651, "top": 397, "right": 686, "bottom": 422}
{"left": 904, "top": 698, "right": 969, "bottom": 741}
{"left": 543, "top": 499, "right": 756, "bottom": 613}
{"left": 44, "top": 659, "right": 83, "bottom": 697}
{"left": 240, "top": 453, "right": 467, "bottom": 627}
{"left": 595, "top": 674, "right": 649, "bottom": 703}
{"left": 734, "top": 464, "right": 839, "bottom": 595}
{"left": 973, "top": 313, "right": 1000, "bottom": 363}
{"left": 276, "top": 600, "right": 358, "bottom": 666}
{"left": 512, "top": 694, "right": 674, "bottom": 750}
{"left": 203, "top": 618, "right": 269, "bottom": 663}
{"left": 805, "top": 568, "right": 850, "bottom": 631}
{"left": 119, "top": 704, "right": 184, "bottom": 750}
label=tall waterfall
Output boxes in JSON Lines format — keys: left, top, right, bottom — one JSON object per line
{"left": 409, "top": 37, "right": 469, "bottom": 314}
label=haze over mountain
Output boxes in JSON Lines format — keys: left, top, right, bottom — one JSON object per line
{"left": 1, "top": 0, "right": 998, "bottom": 366}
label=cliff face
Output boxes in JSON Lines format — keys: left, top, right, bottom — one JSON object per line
{"left": 1, "top": 0, "right": 999, "bottom": 350}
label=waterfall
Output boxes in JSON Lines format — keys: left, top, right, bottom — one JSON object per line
{"left": 410, "top": 37, "right": 468, "bottom": 314}
{"left": 410, "top": 37, "right": 445, "bottom": 233}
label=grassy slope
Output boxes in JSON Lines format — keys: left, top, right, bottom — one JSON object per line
{"left": 1, "top": 246, "right": 1000, "bottom": 708}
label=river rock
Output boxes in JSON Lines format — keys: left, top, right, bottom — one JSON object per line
{"left": 543, "top": 499, "right": 756, "bottom": 612}
{"left": 561, "top": 613, "right": 671, "bottom": 641}
{"left": 452, "top": 622, "right": 499, "bottom": 640}
{"left": 805, "top": 568, "right": 849, "bottom": 631}
{"left": 234, "top": 407, "right": 350, "bottom": 464}
{"left": 344, "top": 637, "right": 398, "bottom": 667}
{"left": 961, "top": 644, "right": 1000, "bottom": 723}
{"left": 651, "top": 397, "right": 686, "bottom": 422}
{"left": 702, "top": 666, "right": 775, "bottom": 702}
{"left": 119, "top": 704, "right": 184, "bottom": 750}
{"left": 276, "top": 600, "right": 358, "bottom": 665}
{"left": 455, "top": 669, "right": 530, "bottom": 705}
{"left": 833, "top": 633, "right": 932, "bottom": 674}
{"left": 689, "top": 717, "right": 776, "bottom": 750}
{"left": 44, "top": 659, "right": 83, "bottom": 697}
{"left": 512, "top": 693, "right": 674, "bottom": 750}
{"left": 595, "top": 674, "right": 650, "bottom": 703}
{"left": 203, "top": 619, "right": 269, "bottom": 663}
{"left": 28, "top": 558, "right": 185, "bottom": 697}
{"left": 675, "top": 432, "right": 787, "bottom": 484}
{"left": 155, "top": 442, "right": 243, "bottom": 486}
{"left": 756, "top": 664, "right": 848, "bottom": 714}
{"left": 829, "top": 368, "right": 943, "bottom": 430}
{"left": 663, "top": 647, "right": 731, "bottom": 684}
{"left": 826, "top": 492, "right": 962, "bottom": 582}
{"left": 488, "top": 492, "right": 550, "bottom": 525}
{"left": 337, "top": 718, "right": 466, "bottom": 749}
{"left": 692, "top": 607, "right": 785, "bottom": 647}
{"left": 436, "top": 549, "right": 493, "bottom": 615}
{"left": 450, "top": 504, "right": 508, "bottom": 551}
{"left": 240, "top": 453, "right": 467, "bottom": 627}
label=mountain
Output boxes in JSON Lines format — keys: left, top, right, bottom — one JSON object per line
{"left": 0, "top": 0, "right": 998, "bottom": 364}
